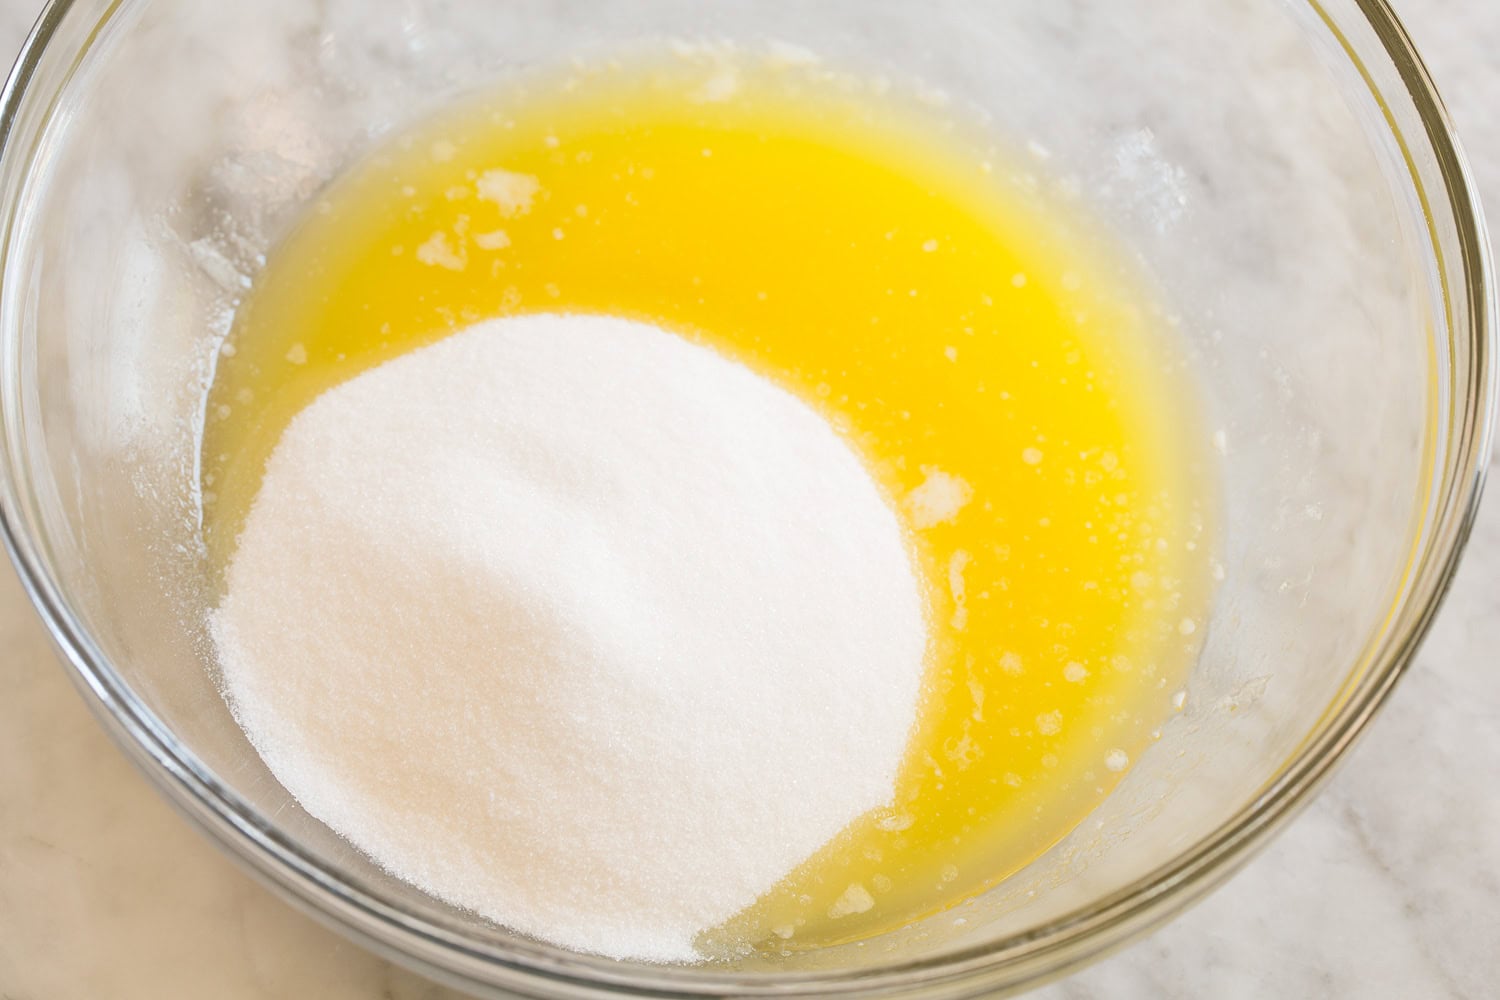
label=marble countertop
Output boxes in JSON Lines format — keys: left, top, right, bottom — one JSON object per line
{"left": 3, "top": 1, "right": 1498, "bottom": 997}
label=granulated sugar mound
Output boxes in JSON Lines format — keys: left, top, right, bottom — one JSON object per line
{"left": 210, "top": 313, "right": 928, "bottom": 962}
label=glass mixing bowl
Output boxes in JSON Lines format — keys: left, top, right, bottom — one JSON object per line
{"left": 0, "top": 0, "right": 1492, "bottom": 996}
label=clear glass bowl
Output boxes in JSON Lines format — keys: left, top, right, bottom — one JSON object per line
{"left": 0, "top": 1, "right": 1492, "bottom": 997}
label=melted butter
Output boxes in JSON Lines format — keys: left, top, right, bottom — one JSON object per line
{"left": 202, "top": 51, "right": 1213, "bottom": 956}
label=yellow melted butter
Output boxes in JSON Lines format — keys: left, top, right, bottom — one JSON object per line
{"left": 202, "top": 53, "right": 1213, "bottom": 957}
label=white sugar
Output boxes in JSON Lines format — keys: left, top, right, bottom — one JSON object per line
{"left": 211, "top": 313, "right": 927, "bottom": 963}
{"left": 906, "top": 466, "right": 972, "bottom": 529}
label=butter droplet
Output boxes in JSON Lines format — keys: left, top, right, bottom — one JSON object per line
{"left": 828, "top": 883, "right": 876, "bottom": 918}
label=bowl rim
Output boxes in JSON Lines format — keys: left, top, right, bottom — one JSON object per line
{"left": 0, "top": 0, "right": 1493, "bottom": 995}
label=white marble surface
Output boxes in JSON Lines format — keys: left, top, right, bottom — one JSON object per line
{"left": 3, "top": 0, "right": 1499, "bottom": 997}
